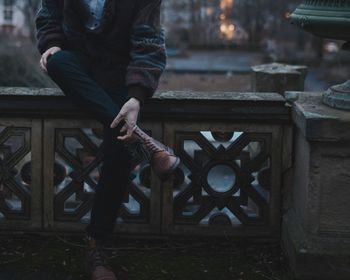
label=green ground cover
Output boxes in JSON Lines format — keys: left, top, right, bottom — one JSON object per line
{"left": 0, "top": 234, "right": 291, "bottom": 280}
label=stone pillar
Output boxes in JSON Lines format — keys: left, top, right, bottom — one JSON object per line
{"left": 283, "top": 91, "right": 350, "bottom": 280}
{"left": 252, "top": 63, "right": 308, "bottom": 95}
{"left": 251, "top": 63, "right": 308, "bottom": 214}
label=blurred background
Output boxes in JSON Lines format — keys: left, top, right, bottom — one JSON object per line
{"left": 0, "top": 0, "right": 349, "bottom": 91}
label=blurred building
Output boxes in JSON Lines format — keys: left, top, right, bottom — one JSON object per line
{"left": 161, "top": 0, "right": 192, "bottom": 47}
{"left": 190, "top": 0, "right": 222, "bottom": 46}
{"left": 0, "top": 0, "right": 15, "bottom": 34}
{"left": 161, "top": 0, "right": 247, "bottom": 48}
{"left": 1, "top": 0, "right": 308, "bottom": 53}
{"left": 0, "top": 0, "right": 28, "bottom": 37}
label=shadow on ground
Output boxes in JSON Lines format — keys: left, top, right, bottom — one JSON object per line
{"left": 0, "top": 234, "right": 291, "bottom": 280}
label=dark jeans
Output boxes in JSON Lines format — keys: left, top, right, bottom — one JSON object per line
{"left": 46, "top": 49, "right": 133, "bottom": 240}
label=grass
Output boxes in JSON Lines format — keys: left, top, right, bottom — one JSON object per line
{"left": 0, "top": 234, "right": 291, "bottom": 280}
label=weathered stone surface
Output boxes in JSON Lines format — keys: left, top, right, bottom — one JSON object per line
{"left": 283, "top": 91, "right": 350, "bottom": 280}
{"left": 323, "top": 79, "right": 350, "bottom": 111}
{"left": 0, "top": 87, "right": 290, "bottom": 122}
{"left": 292, "top": 91, "right": 350, "bottom": 141}
{"left": 318, "top": 148, "right": 350, "bottom": 234}
{"left": 283, "top": 210, "right": 350, "bottom": 280}
{"left": 0, "top": 86, "right": 63, "bottom": 96}
{"left": 153, "top": 90, "right": 285, "bottom": 101}
{"left": 284, "top": 91, "right": 300, "bottom": 103}
{"left": 0, "top": 87, "right": 285, "bottom": 101}
{"left": 252, "top": 63, "right": 308, "bottom": 95}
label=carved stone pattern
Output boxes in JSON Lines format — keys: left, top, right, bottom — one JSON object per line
{"left": 53, "top": 128, "right": 151, "bottom": 224}
{"left": 0, "top": 127, "right": 31, "bottom": 220}
{"left": 173, "top": 131, "right": 272, "bottom": 227}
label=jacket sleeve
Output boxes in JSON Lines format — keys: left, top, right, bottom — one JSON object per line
{"left": 126, "top": 0, "right": 166, "bottom": 106}
{"left": 35, "top": 0, "right": 66, "bottom": 55}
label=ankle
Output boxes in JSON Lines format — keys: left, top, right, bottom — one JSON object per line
{"left": 85, "top": 234, "right": 106, "bottom": 247}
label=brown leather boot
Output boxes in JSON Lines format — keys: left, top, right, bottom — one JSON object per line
{"left": 128, "top": 125, "right": 180, "bottom": 181}
{"left": 85, "top": 235, "right": 117, "bottom": 280}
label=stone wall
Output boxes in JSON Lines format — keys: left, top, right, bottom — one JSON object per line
{"left": 0, "top": 87, "right": 290, "bottom": 239}
{"left": 283, "top": 91, "right": 350, "bottom": 280}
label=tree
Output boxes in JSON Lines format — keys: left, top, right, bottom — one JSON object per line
{"left": 0, "top": 1, "right": 54, "bottom": 87}
{"left": 14, "top": 0, "right": 41, "bottom": 43}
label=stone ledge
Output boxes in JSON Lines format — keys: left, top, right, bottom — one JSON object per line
{"left": 0, "top": 87, "right": 291, "bottom": 123}
{"left": 0, "top": 87, "right": 285, "bottom": 101}
{"left": 292, "top": 91, "right": 350, "bottom": 142}
{"left": 153, "top": 90, "right": 285, "bottom": 101}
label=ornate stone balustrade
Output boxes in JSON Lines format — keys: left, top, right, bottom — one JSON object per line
{"left": 0, "top": 87, "right": 291, "bottom": 238}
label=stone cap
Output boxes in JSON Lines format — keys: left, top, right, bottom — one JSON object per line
{"left": 251, "top": 63, "right": 308, "bottom": 94}
{"left": 0, "top": 87, "right": 291, "bottom": 123}
{"left": 0, "top": 87, "right": 285, "bottom": 101}
{"left": 252, "top": 63, "right": 307, "bottom": 76}
{"left": 152, "top": 90, "right": 285, "bottom": 101}
{"left": 292, "top": 91, "right": 350, "bottom": 142}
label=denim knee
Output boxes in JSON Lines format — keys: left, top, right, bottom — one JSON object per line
{"left": 46, "top": 50, "right": 76, "bottom": 75}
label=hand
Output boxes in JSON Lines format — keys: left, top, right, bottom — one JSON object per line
{"left": 40, "top": 46, "right": 61, "bottom": 72}
{"left": 110, "top": 97, "right": 141, "bottom": 142}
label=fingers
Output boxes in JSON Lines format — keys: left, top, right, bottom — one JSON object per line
{"left": 110, "top": 112, "right": 125, "bottom": 128}
{"left": 117, "top": 121, "right": 136, "bottom": 142}
{"left": 39, "top": 55, "right": 47, "bottom": 72}
{"left": 40, "top": 48, "right": 59, "bottom": 72}
{"left": 40, "top": 51, "right": 52, "bottom": 72}
{"left": 120, "top": 124, "right": 127, "bottom": 134}
{"left": 111, "top": 101, "right": 139, "bottom": 142}
{"left": 117, "top": 126, "right": 134, "bottom": 141}
{"left": 43, "top": 53, "right": 48, "bottom": 70}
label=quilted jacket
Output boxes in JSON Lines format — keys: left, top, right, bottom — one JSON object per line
{"left": 35, "top": 0, "right": 166, "bottom": 105}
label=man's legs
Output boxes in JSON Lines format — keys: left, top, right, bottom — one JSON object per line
{"left": 46, "top": 49, "right": 125, "bottom": 127}
{"left": 86, "top": 124, "right": 132, "bottom": 240}
{"left": 46, "top": 49, "right": 132, "bottom": 240}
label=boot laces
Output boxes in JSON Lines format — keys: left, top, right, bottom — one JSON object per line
{"left": 125, "top": 140, "right": 151, "bottom": 165}
{"left": 132, "top": 125, "right": 173, "bottom": 158}
{"left": 145, "top": 138, "right": 165, "bottom": 154}
{"left": 87, "top": 242, "right": 109, "bottom": 270}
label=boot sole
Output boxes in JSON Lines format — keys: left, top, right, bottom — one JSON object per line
{"left": 157, "top": 156, "right": 181, "bottom": 182}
